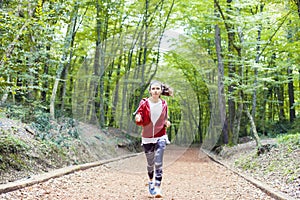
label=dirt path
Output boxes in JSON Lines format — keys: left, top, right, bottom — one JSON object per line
{"left": 0, "top": 146, "right": 275, "bottom": 200}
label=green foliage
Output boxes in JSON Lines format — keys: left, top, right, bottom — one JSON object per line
{"left": 31, "top": 111, "right": 53, "bottom": 136}
{"left": 0, "top": 153, "right": 27, "bottom": 171}
{"left": 58, "top": 117, "right": 80, "bottom": 139}
{"left": 0, "top": 133, "right": 29, "bottom": 170}
{"left": 262, "top": 119, "right": 292, "bottom": 137}
{"left": 0, "top": 129, "right": 68, "bottom": 172}
{"left": 0, "top": 107, "right": 6, "bottom": 118}
{"left": 3, "top": 102, "right": 79, "bottom": 148}
{"left": 234, "top": 154, "right": 258, "bottom": 170}
{"left": 289, "top": 118, "right": 300, "bottom": 134}
{"left": 6, "top": 104, "right": 34, "bottom": 123}
{"left": 277, "top": 133, "right": 300, "bottom": 152}
{"left": 277, "top": 133, "right": 300, "bottom": 145}
{"left": 0, "top": 133, "right": 29, "bottom": 154}
{"left": 39, "top": 139, "right": 66, "bottom": 159}
{"left": 234, "top": 132, "right": 299, "bottom": 192}
{"left": 1, "top": 0, "right": 300, "bottom": 148}
{"left": 31, "top": 111, "right": 80, "bottom": 147}
{"left": 6, "top": 103, "right": 48, "bottom": 123}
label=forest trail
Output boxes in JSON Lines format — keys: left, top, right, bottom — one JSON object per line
{"left": 0, "top": 146, "right": 276, "bottom": 200}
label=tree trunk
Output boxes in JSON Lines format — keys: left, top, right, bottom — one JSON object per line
{"left": 0, "top": 22, "right": 28, "bottom": 105}
{"left": 214, "top": 23, "right": 228, "bottom": 144}
{"left": 286, "top": 18, "right": 296, "bottom": 122}
{"left": 49, "top": 2, "right": 78, "bottom": 119}
{"left": 214, "top": 0, "right": 236, "bottom": 141}
{"left": 98, "top": 4, "right": 110, "bottom": 127}
{"left": 232, "top": 26, "right": 244, "bottom": 144}
{"left": 104, "top": 63, "right": 113, "bottom": 124}
{"left": 287, "top": 66, "right": 296, "bottom": 122}
{"left": 260, "top": 84, "right": 268, "bottom": 135}
{"left": 296, "top": 0, "right": 300, "bottom": 18}
{"left": 251, "top": 3, "right": 264, "bottom": 137}
{"left": 93, "top": 0, "right": 102, "bottom": 125}
{"left": 276, "top": 83, "right": 285, "bottom": 121}
{"left": 245, "top": 104, "right": 261, "bottom": 147}
{"left": 41, "top": 46, "right": 50, "bottom": 102}
{"left": 0, "top": 76, "right": 9, "bottom": 106}
{"left": 110, "top": 56, "right": 122, "bottom": 127}
{"left": 226, "top": 1, "right": 236, "bottom": 140}
{"left": 60, "top": 12, "right": 77, "bottom": 112}
{"left": 139, "top": 0, "right": 150, "bottom": 101}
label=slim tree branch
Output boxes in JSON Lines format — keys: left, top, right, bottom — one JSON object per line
{"left": 257, "top": 11, "right": 292, "bottom": 60}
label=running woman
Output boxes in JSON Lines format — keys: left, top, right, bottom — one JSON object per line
{"left": 135, "top": 80, "right": 173, "bottom": 198}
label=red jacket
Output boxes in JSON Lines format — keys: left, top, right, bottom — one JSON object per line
{"left": 135, "top": 98, "right": 168, "bottom": 138}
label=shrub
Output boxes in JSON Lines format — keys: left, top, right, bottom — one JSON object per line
{"left": 0, "top": 134, "right": 29, "bottom": 154}
{"left": 0, "top": 133, "right": 29, "bottom": 171}
{"left": 262, "top": 119, "right": 292, "bottom": 137}
{"left": 277, "top": 133, "right": 300, "bottom": 152}
{"left": 288, "top": 117, "right": 300, "bottom": 134}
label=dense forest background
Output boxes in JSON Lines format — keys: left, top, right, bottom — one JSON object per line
{"left": 1, "top": 0, "right": 299, "bottom": 150}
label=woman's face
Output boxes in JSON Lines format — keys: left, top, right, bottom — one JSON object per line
{"left": 149, "top": 83, "right": 162, "bottom": 97}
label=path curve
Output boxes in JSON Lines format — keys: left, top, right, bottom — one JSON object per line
{"left": 0, "top": 146, "right": 276, "bottom": 200}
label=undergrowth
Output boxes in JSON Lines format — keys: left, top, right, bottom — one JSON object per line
{"left": 234, "top": 133, "right": 299, "bottom": 184}
{"left": 277, "top": 133, "right": 300, "bottom": 152}
{"left": 0, "top": 132, "right": 29, "bottom": 171}
{"left": 235, "top": 133, "right": 299, "bottom": 163}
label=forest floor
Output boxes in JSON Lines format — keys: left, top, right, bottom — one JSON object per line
{"left": 0, "top": 117, "right": 299, "bottom": 199}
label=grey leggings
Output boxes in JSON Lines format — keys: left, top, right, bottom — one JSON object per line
{"left": 143, "top": 139, "right": 166, "bottom": 186}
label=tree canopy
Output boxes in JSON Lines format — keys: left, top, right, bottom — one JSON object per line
{"left": 1, "top": 0, "right": 299, "bottom": 149}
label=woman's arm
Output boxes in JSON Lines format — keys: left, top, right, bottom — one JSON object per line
{"left": 135, "top": 98, "right": 148, "bottom": 126}
{"left": 165, "top": 120, "right": 171, "bottom": 128}
{"left": 164, "top": 104, "right": 171, "bottom": 127}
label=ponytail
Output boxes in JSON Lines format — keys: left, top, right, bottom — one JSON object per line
{"left": 161, "top": 83, "right": 173, "bottom": 96}
{"left": 149, "top": 80, "right": 173, "bottom": 97}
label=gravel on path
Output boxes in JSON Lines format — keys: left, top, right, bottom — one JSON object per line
{"left": 0, "top": 145, "right": 276, "bottom": 200}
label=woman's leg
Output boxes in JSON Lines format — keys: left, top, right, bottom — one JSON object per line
{"left": 154, "top": 139, "right": 166, "bottom": 187}
{"left": 143, "top": 143, "right": 156, "bottom": 195}
{"left": 143, "top": 143, "right": 155, "bottom": 180}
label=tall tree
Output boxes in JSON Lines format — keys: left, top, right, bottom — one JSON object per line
{"left": 214, "top": 4, "right": 227, "bottom": 144}
{"left": 50, "top": 1, "right": 80, "bottom": 118}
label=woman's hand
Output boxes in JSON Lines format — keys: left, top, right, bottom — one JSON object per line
{"left": 135, "top": 114, "right": 141, "bottom": 122}
{"left": 165, "top": 120, "right": 171, "bottom": 128}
